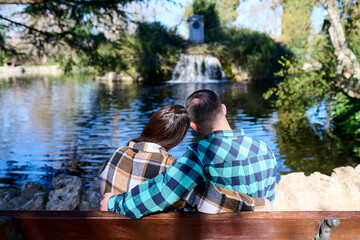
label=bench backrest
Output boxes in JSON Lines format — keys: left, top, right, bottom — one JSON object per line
{"left": 1, "top": 211, "right": 360, "bottom": 239}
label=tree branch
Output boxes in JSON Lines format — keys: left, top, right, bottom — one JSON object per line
{"left": 0, "top": 0, "right": 43, "bottom": 4}
{"left": 0, "top": 14, "right": 53, "bottom": 37}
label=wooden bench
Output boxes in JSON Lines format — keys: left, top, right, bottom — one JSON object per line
{"left": 1, "top": 211, "right": 360, "bottom": 239}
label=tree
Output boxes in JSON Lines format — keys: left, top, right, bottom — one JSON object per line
{"left": 216, "top": 0, "right": 239, "bottom": 26}
{"left": 265, "top": 0, "right": 360, "bottom": 137}
{"left": 280, "top": 0, "right": 314, "bottom": 58}
{"left": 0, "top": 0, "right": 145, "bottom": 67}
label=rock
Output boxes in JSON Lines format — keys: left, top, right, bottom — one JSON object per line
{"left": 0, "top": 188, "right": 19, "bottom": 201}
{"left": 9, "top": 196, "right": 28, "bottom": 210}
{"left": 46, "top": 184, "right": 81, "bottom": 211}
{"left": 79, "top": 188, "right": 102, "bottom": 211}
{"left": 355, "top": 164, "right": 360, "bottom": 173}
{"left": 274, "top": 166, "right": 360, "bottom": 211}
{"left": 18, "top": 192, "right": 47, "bottom": 210}
{"left": 231, "top": 65, "right": 249, "bottom": 82}
{"left": 79, "top": 179, "right": 102, "bottom": 211}
{"left": 52, "top": 174, "right": 82, "bottom": 190}
{"left": 0, "top": 189, "right": 20, "bottom": 210}
{"left": 21, "top": 181, "right": 47, "bottom": 200}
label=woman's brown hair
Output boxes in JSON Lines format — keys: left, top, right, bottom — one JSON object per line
{"left": 131, "top": 105, "right": 190, "bottom": 150}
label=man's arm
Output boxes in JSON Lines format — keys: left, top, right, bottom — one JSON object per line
{"left": 102, "top": 150, "right": 206, "bottom": 219}
{"left": 183, "top": 183, "right": 272, "bottom": 213}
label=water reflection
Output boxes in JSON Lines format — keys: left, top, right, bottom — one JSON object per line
{"left": 0, "top": 76, "right": 359, "bottom": 189}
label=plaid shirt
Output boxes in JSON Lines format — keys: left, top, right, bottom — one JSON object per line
{"left": 108, "top": 130, "right": 277, "bottom": 219}
{"left": 98, "top": 141, "right": 265, "bottom": 214}
{"left": 97, "top": 141, "right": 175, "bottom": 195}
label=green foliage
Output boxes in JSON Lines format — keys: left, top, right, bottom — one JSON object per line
{"left": 331, "top": 92, "right": 360, "bottom": 135}
{"left": 0, "top": 24, "right": 16, "bottom": 64}
{"left": 265, "top": 14, "right": 360, "bottom": 138}
{"left": 343, "top": 2, "right": 360, "bottom": 60}
{"left": 216, "top": 0, "right": 240, "bottom": 26}
{"left": 264, "top": 39, "right": 336, "bottom": 112}
{"left": 0, "top": 24, "right": 7, "bottom": 64}
{"left": 280, "top": 0, "right": 314, "bottom": 60}
{"left": 134, "top": 22, "right": 185, "bottom": 82}
{"left": 185, "top": 0, "right": 290, "bottom": 80}
{"left": 0, "top": 0, "right": 144, "bottom": 68}
{"left": 188, "top": 27, "right": 291, "bottom": 80}
{"left": 222, "top": 27, "right": 291, "bottom": 79}
{"left": 78, "top": 21, "right": 185, "bottom": 82}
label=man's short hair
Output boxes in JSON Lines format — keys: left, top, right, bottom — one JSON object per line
{"left": 185, "top": 89, "right": 222, "bottom": 125}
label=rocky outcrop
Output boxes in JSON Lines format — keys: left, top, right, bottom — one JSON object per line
{"left": 274, "top": 165, "right": 360, "bottom": 211}
{"left": 0, "top": 174, "right": 102, "bottom": 211}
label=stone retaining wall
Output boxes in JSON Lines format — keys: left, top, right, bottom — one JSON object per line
{"left": 0, "top": 65, "right": 62, "bottom": 77}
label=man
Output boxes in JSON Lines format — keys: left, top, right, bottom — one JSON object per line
{"left": 100, "top": 89, "right": 277, "bottom": 219}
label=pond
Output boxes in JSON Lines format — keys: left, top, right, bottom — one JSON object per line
{"left": 0, "top": 75, "right": 359, "bottom": 189}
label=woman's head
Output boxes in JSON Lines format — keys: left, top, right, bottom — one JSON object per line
{"left": 131, "top": 105, "right": 190, "bottom": 150}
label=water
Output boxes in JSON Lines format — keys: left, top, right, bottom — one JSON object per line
{"left": 0, "top": 76, "right": 359, "bottom": 189}
{"left": 170, "top": 54, "right": 226, "bottom": 82}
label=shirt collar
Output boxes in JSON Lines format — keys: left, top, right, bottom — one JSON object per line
{"left": 205, "top": 129, "right": 245, "bottom": 139}
{"left": 128, "top": 141, "right": 168, "bottom": 154}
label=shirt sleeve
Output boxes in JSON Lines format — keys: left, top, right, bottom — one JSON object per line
{"left": 107, "top": 148, "right": 206, "bottom": 219}
{"left": 264, "top": 150, "right": 277, "bottom": 204}
{"left": 183, "top": 183, "right": 266, "bottom": 213}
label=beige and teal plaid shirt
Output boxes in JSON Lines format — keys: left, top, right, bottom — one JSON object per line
{"left": 97, "top": 141, "right": 265, "bottom": 214}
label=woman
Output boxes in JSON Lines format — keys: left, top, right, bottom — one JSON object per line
{"left": 97, "top": 104, "right": 189, "bottom": 197}
{"left": 97, "top": 105, "right": 269, "bottom": 213}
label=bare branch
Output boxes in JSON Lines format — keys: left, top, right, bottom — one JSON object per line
{"left": 0, "top": 0, "right": 43, "bottom": 4}
{"left": 0, "top": 14, "right": 53, "bottom": 37}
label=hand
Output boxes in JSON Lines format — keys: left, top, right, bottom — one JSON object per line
{"left": 264, "top": 198, "right": 273, "bottom": 211}
{"left": 100, "top": 192, "right": 115, "bottom": 211}
{"left": 254, "top": 198, "right": 273, "bottom": 212}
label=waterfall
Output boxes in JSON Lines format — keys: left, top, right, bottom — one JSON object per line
{"left": 169, "top": 54, "right": 226, "bottom": 82}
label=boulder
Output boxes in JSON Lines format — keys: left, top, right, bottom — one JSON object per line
{"left": 9, "top": 196, "right": 28, "bottom": 210}
{"left": 79, "top": 186, "right": 102, "bottom": 211}
{"left": 21, "top": 181, "right": 47, "bottom": 200}
{"left": 46, "top": 184, "right": 81, "bottom": 211}
{"left": 18, "top": 192, "right": 47, "bottom": 210}
{"left": 52, "top": 174, "right": 82, "bottom": 190}
{"left": 274, "top": 165, "right": 360, "bottom": 211}
{"left": 0, "top": 188, "right": 20, "bottom": 210}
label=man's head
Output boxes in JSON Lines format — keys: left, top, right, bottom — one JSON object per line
{"left": 185, "top": 89, "right": 230, "bottom": 137}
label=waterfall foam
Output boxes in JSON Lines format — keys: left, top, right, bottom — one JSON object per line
{"left": 169, "top": 54, "right": 226, "bottom": 83}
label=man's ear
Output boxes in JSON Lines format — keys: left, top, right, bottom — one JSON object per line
{"left": 221, "top": 104, "right": 227, "bottom": 115}
{"left": 190, "top": 122, "right": 199, "bottom": 133}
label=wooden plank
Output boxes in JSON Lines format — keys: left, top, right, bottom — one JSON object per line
{"left": 0, "top": 211, "right": 359, "bottom": 240}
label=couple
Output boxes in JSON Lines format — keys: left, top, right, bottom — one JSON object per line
{"left": 98, "top": 89, "right": 277, "bottom": 219}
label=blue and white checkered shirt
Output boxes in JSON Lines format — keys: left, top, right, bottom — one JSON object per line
{"left": 108, "top": 129, "right": 277, "bottom": 219}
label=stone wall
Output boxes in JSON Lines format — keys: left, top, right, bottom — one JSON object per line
{"left": 0, "top": 65, "right": 62, "bottom": 78}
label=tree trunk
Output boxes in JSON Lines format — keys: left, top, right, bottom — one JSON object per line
{"left": 319, "top": 0, "right": 360, "bottom": 99}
